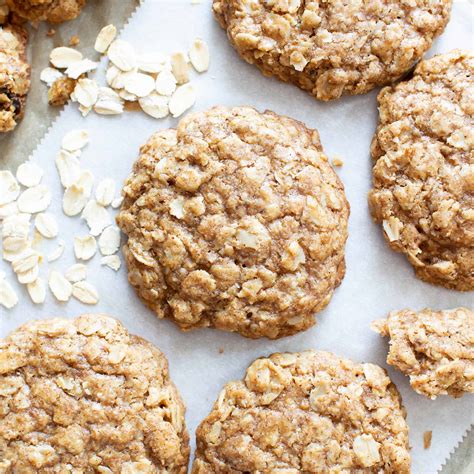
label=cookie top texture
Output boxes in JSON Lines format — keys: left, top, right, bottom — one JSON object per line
{"left": 6, "top": 0, "right": 86, "bottom": 23}
{"left": 0, "top": 314, "right": 189, "bottom": 473}
{"left": 192, "top": 350, "right": 410, "bottom": 473}
{"left": 373, "top": 307, "right": 474, "bottom": 398}
{"left": 369, "top": 50, "right": 474, "bottom": 291}
{"left": 213, "top": 0, "right": 452, "bottom": 100}
{"left": 117, "top": 106, "right": 349, "bottom": 339}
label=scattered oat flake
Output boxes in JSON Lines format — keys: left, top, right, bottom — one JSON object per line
{"left": 169, "top": 83, "right": 196, "bottom": 118}
{"left": 94, "top": 87, "right": 124, "bottom": 115}
{"left": 137, "top": 52, "right": 169, "bottom": 73}
{"left": 16, "top": 162, "right": 44, "bottom": 187}
{"left": 63, "top": 184, "right": 88, "bottom": 216}
{"left": 101, "top": 254, "right": 121, "bottom": 271}
{"left": 56, "top": 150, "right": 81, "bottom": 188}
{"left": 123, "top": 72, "right": 155, "bottom": 98}
{"left": 17, "top": 265, "right": 39, "bottom": 285}
{"left": 47, "top": 240, "right": 65, "bottom": 262}
{"left": 50, "top": 47, "right": 83, "bottom": 69}
{"left": 119, "top": 89, "right": 137, "bottom": 102}
{"left": 0, "top": 202, "right": 19, "bottom": 220}
{"left": 11, "top": 249, "right": 41, "bottom": 275}
{"left": 95, "top": 24, "right": 117, "bottom": 54}
{"left": 65, "top": 263, "right": 87, "bottom": 282}
{"left": 62, "top": 129, "right": 89, "bottom": 151}
{"left": 17, "top": 185, "right": 52, "bottom": 213}
{"left": 95, "top": 178, "right": 115, "bottom": 206}
{"left": 0, "top": 171, "right": 20, "bottom": 205}
{"left": 73, "top": 78, "right": 99, "bottom": 108}
{"left": 189, "top": 38, "right": 209, "bottom": 72}
{"left": 49, "top": 270, "right": 72, "bottom": 302}
{"left": 82, "top": 200, "right": 111, "bottom": 236}
{"left": 139, "top": 93, "right": 169, "bottom": 119}
{"left": 0, "top": 277, "right": 18, "bottom": 308}
{"left": 27, "top": 278, "right": 46, "bottom": 304}
{"left": 98, "top": 226, "right": 120, "bottom": 256}
{"left": 171, "top": 52, "right": 190, "bottom": 84}
{"left": 423, "top": 431, "right": 432, "bottom": 449}
{"left": 111, "top": 196, "right": 123, "bottom": 209}
{"left": 74, "top": 235, "right": 97, "bottom": 260}
{"left": 155, "top": 70, "right": 177, "bottom": 96}
{"left": 72, "top": 281, "right": 99, "bottom": 304}
{"left": 40, "top": 66, "right": 63, "bottom": 86}
{"left": 35, "top": 213, "right": 58, "bottom": 239}
{"left": 66, "top": 59, "right": 98, "bottom": 80}
{"left": 107, "top": 39, "right": 136, "bottom": 72}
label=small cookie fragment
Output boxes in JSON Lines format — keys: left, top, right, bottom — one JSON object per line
{"left": 48, "top": 76, "right": 76, "bottom": 106}
{"left": 192, "top": 350, "right": 410, "bottom": 472}
{"left": 212, "top": 0, "right": 452, "bottom": 100}
{"left": 424, "top": 431, "right": 433, "bottom": 449}
{"left": 373, "top": 308, "right": 474, "bottom": 398}
{"left": 369, "top": 50, "right": 474, "bottom": 291}
{"left": 6, "top": 0, "right": 86, "bottom": 23}
{"left": 117, "top": 106, "right": 349, "bottom": 339}
{"left": 0, "top": 24, "right": 30, "bottom": 132}
{"left": 0, "top": 314, "right": 190, "bottom": 472}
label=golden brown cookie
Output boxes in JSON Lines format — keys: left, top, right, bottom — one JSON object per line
{"left": 117, "top": 106, "right": 349, "bottom": 339}
{"left": 6, "top": 0, "right": 86, "bottom": 23}
{"left": 373, "top": 307, "right": 474, "bottom": 399}
{"left": 192, "top": 350, "right": 410, "bottom": 473}
{"left": 0, "top": 314, "right": 189, "bottom": 472}
{"left": 0, "top": 23, "right": 29, "bottom": 132}
{"left": 213, "top": 0, "right": 452, "bottom": 101}
{"left": 368, "top": 50, "right": 473, "bottom": 291}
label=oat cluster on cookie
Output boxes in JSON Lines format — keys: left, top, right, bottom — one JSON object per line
{"left": 213, "top": 0, "right": 452, "bottom": 100}
{"left": 369, "top": 50, "right": 474, "bottom": 291}
{"left": 117, "top": 106, "right": 349, "bottom": 339}
{"left": 193, "top": 350, "right": 410, "bottom": 473}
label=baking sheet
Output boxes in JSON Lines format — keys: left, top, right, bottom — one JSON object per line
{"left": 1, "top": 1, "right": 473, "bottom": 472}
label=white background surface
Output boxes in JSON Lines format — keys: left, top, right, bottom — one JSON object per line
{"left": 1, "top": 1, "right": 473, "bottom": 472}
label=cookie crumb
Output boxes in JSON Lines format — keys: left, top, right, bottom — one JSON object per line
{"left": 218, "top": 347, "right": 224, "bottom": 354}
{"left": 424, "top": 431, "right": 432, "bottom": 449}
{"left": 69, "top": 35, "right": 80, "bottom": 46}
{"left": 46, "top": 28, "right": 56, "bottom": 37}
{"left": 48, "top": 76, "right": 76, "bottom": 106}
{"left": 332, "top": 156, "right": 344, "bottom": 167}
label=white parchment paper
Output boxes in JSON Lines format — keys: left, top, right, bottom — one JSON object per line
{"left": 1, "top": 1, "right": 473, "bottom": 472}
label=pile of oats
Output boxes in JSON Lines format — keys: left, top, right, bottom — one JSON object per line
{"left": 0, "top": 129, "right": 123, "bottom": 309}
{"left": 41, "top": 24, "right": 209, "bottom": 118}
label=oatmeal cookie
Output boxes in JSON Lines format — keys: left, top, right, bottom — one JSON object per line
{"left": 0, "top": 23, "right": 29, "bottom": 132}
{"left": 213, "top": 0, "right": 452, "bottom": 101}
{"left": 192, "top": 350, "right": 410, "bottom": 473}
{"left": 117, "top": 106, "right": 349, "bottom": 339}
{"left": 0, "top": 314, "right": 189, "bottom": 473}
{"left": 368, "top": 50, "right": 474, "bottom": 291}
{"left": 373, "top": 307, "right": 474, "bottom": 399}
{"left": 6, "top": 0, "right": 86, "bottom": 23}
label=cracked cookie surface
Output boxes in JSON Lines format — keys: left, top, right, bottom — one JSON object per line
{"left": 373, "top": 307, "right": 474, "bottom": 399}
{"left": 369, "top": 50, "right": 474, "bottom": 291}
{"left": 213, "top": 0, "right": 452, "bottom": 101}
{"left": 6, "top": 0, "right": 86, "bottom": 23}
{"left": 0, "top": 23, "right": 29, "bottom": 132}
{"left": 192, "top": 350, "right": 410, "bottom": 473}
{"left": 117, "top": 106, "right": 349, "bottom": 339}
{"left": 0, "top": 314, "right": 189, "bottom": 473}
